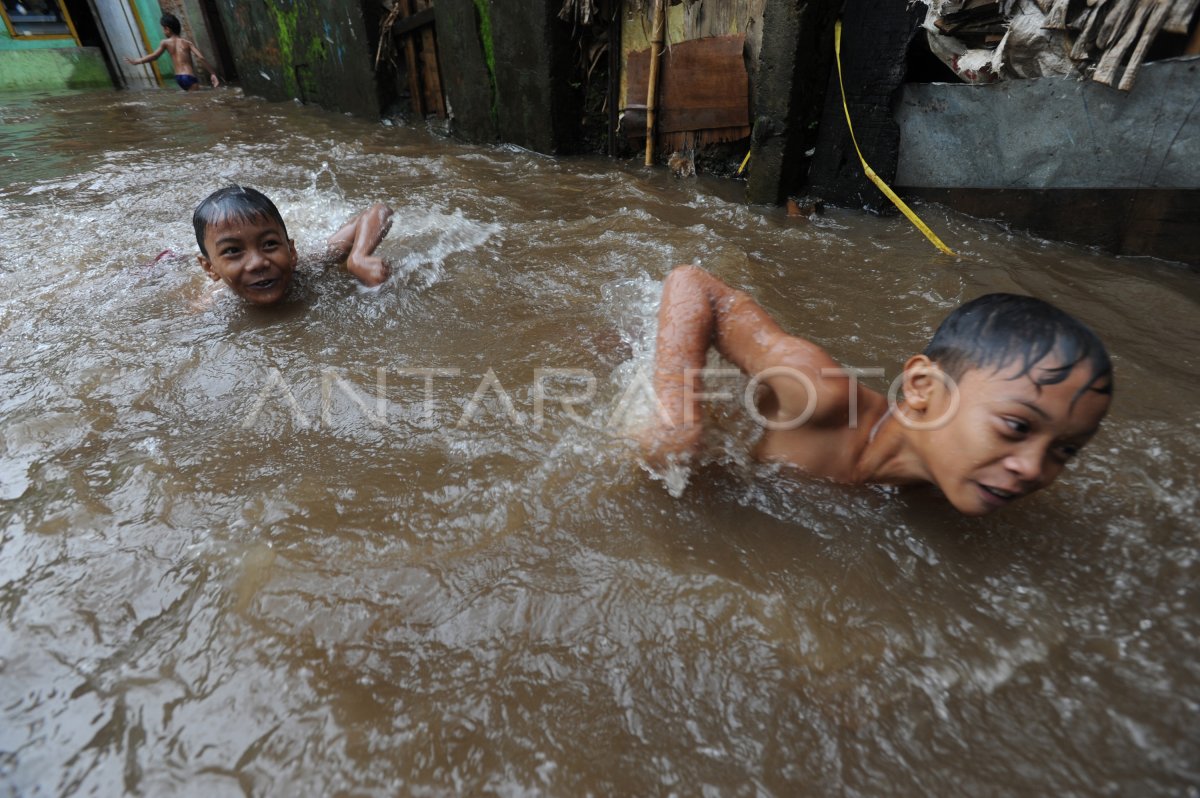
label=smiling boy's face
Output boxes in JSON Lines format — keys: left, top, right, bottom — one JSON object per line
{"left": 197, "top": 214, "right": 298, "bottom": 306}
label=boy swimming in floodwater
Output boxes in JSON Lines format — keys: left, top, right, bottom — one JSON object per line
{"left": 193, "top": 185, "right": 394, "bottom": 306}
{"left": 125, "top": 13, "right": 220, "bottom": 91}
{"left": 642, "top": 265, "right": 1113, "bottom": 516}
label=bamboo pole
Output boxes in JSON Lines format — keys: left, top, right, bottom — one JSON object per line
{"left": 644, "top": 0, "right": 665, "bottom": 166}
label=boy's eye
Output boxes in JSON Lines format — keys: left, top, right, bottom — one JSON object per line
{"left": 220, "top": 246, "right": 241, "bottom": 257}
{"left": 1002, "top": 417, "right": 1030, "bottom": 435}
{"left": 1052, "top": 443, "right": 1080, "bottom": 462}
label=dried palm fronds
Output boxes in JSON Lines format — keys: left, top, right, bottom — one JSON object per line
{"left": 559, "top": 0, "right": 599, "bottom": 25}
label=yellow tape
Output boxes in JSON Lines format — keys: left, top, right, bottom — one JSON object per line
{"left": 834, "top": 19, "right": 956, "bottom": 256}
{"left": 736, "top": 149, "right": 751, "bottom": 175}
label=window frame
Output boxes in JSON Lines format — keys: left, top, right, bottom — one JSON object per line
{"left": 0, "top": 0, "right": 81, "bottom": 44}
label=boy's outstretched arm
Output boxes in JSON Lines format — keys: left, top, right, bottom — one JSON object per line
{"left": 187, "top": 40, "right": 221, "bottom": 86}
{"left": 125, "top": 42, "right": 166, "bottom": 65}
{"left": 327, "top": 203, "right": 394, "bottom": 287}
{"left": 644, "top": 265, "right": 846, "bottom": 465}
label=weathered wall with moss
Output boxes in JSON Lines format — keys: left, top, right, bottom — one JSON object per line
{"left": 213, "top": 0, "right": 381, "bottom": 116}
{"left": 433, "top": 0, "right": 581, "bottom": 153}
{"left": 203, "top": 0, "right": 589, "bottom": 154}
{"left": 434, "top": 0, "right": 498, "bottom": 142}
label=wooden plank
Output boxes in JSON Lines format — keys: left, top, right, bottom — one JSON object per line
{"left": 412, "top": 0, "right": 445, "bottom": 118}
{"left": 397, "top": 0, "right": 424, "bottom": 117}
{"left": 418, "top": 24, "right": 445, "bottom": 117}
{"left": 625, "top": 34, "right": 749, "bottom": 135}
{"left": 391, "top": 6, "right": 435, "bottom": 38}
{"left": 695, "top": 125, "right": 751, "bottom": 147}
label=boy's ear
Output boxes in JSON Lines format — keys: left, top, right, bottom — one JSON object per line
{"left": 288, "top": 239, "right": 298, "bottom": 265}
{"left": 197, "top": 254, "right": 220, "bottom": 281}
{"left": 901, "top": 354, "right": 942, "bottom": 412}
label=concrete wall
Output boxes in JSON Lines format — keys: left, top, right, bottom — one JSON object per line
{"left": 161, "top": 0, "right": 584, "bottom": 153}
{"left": 490, "top": 0, "right": 556, "bottom": 152}
{"left": 746, "top": 0, "right": 839, "bottom": 205}
{"left": 212, "top": 0, "right": 382, "bottom": 117}
{"left": 805, "top": 0, "right": 926, "bottom": 210}
{"left": 434, "top": 0, "right": 498, "bottom": 142}
{"left": 492, "top": 1, "right": 579, "bottom": 153}
{"left": 434, "top": 0, "right": 579, "bottom": 153}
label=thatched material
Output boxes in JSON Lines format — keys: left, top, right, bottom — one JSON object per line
{"left": 1074, "top": 0, "right": 1198, "bottom": 88}
{"left": 559, "top": 0, "right": 599, "bottom": 25}
{"left": 923, "top": 0, "right": 1199, "bottom": 90}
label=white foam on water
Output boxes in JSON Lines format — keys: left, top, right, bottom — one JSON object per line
{"left": 388, "top": 206, "right": 502, "bottom": 290}
{"left": 586, "top": 272, "right": 764, "bottom": 498}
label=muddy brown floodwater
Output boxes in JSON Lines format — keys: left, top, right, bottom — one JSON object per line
{"left": 0, "top": 87, "right": 1197, "bottom": 796}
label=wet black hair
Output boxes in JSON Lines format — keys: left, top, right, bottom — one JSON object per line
{"left": 193, "top": 185, "right": 288, "bottom": 257}
{"left": 160, "top": 13, "right": 181, "bottom": 36}
{"left": 924, "top": 293, "right": 1113, "bottom": 398}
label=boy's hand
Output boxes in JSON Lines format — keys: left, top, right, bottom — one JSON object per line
{"left": 638, "top": 420, "right": 703, "bottom": 471}
{"left": 347, "top": 255, "right": 390, "bottom": 287}
{"left": 210, "top": 73, "right": 220, "bottom": 88}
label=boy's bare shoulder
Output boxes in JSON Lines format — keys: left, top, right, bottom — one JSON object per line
{"left": 164, "top": 37, "right": 197, "bottom": 57}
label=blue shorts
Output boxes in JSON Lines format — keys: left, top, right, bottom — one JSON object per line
{"left": 175, "top": 74, "right": 199, "bottom": 91}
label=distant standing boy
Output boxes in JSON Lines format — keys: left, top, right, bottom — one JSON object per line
{"left": 193, "top": 185, "right": 394, "bottom": 306}
{"left": 642, "top": 265, "right": 1113, "bottom": 516}
{"left": 125, "top": 12, "right": 219, "bottom": 91}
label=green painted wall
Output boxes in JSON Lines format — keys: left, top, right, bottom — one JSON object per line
{"left": 0, "top": 19, "right": 72, "bottom": 50}
{"left": 134, "top": 0, "right": 170, "bottom": 75}
{"left": 0, "top": 47, "right": 111, "bottom": 90}
{"left": 0, "top": 9, "right": 110, "bottom": 90}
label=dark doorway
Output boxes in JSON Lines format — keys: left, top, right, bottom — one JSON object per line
{"left": 197, "top": 0, "right": 236, "bottom": 81}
